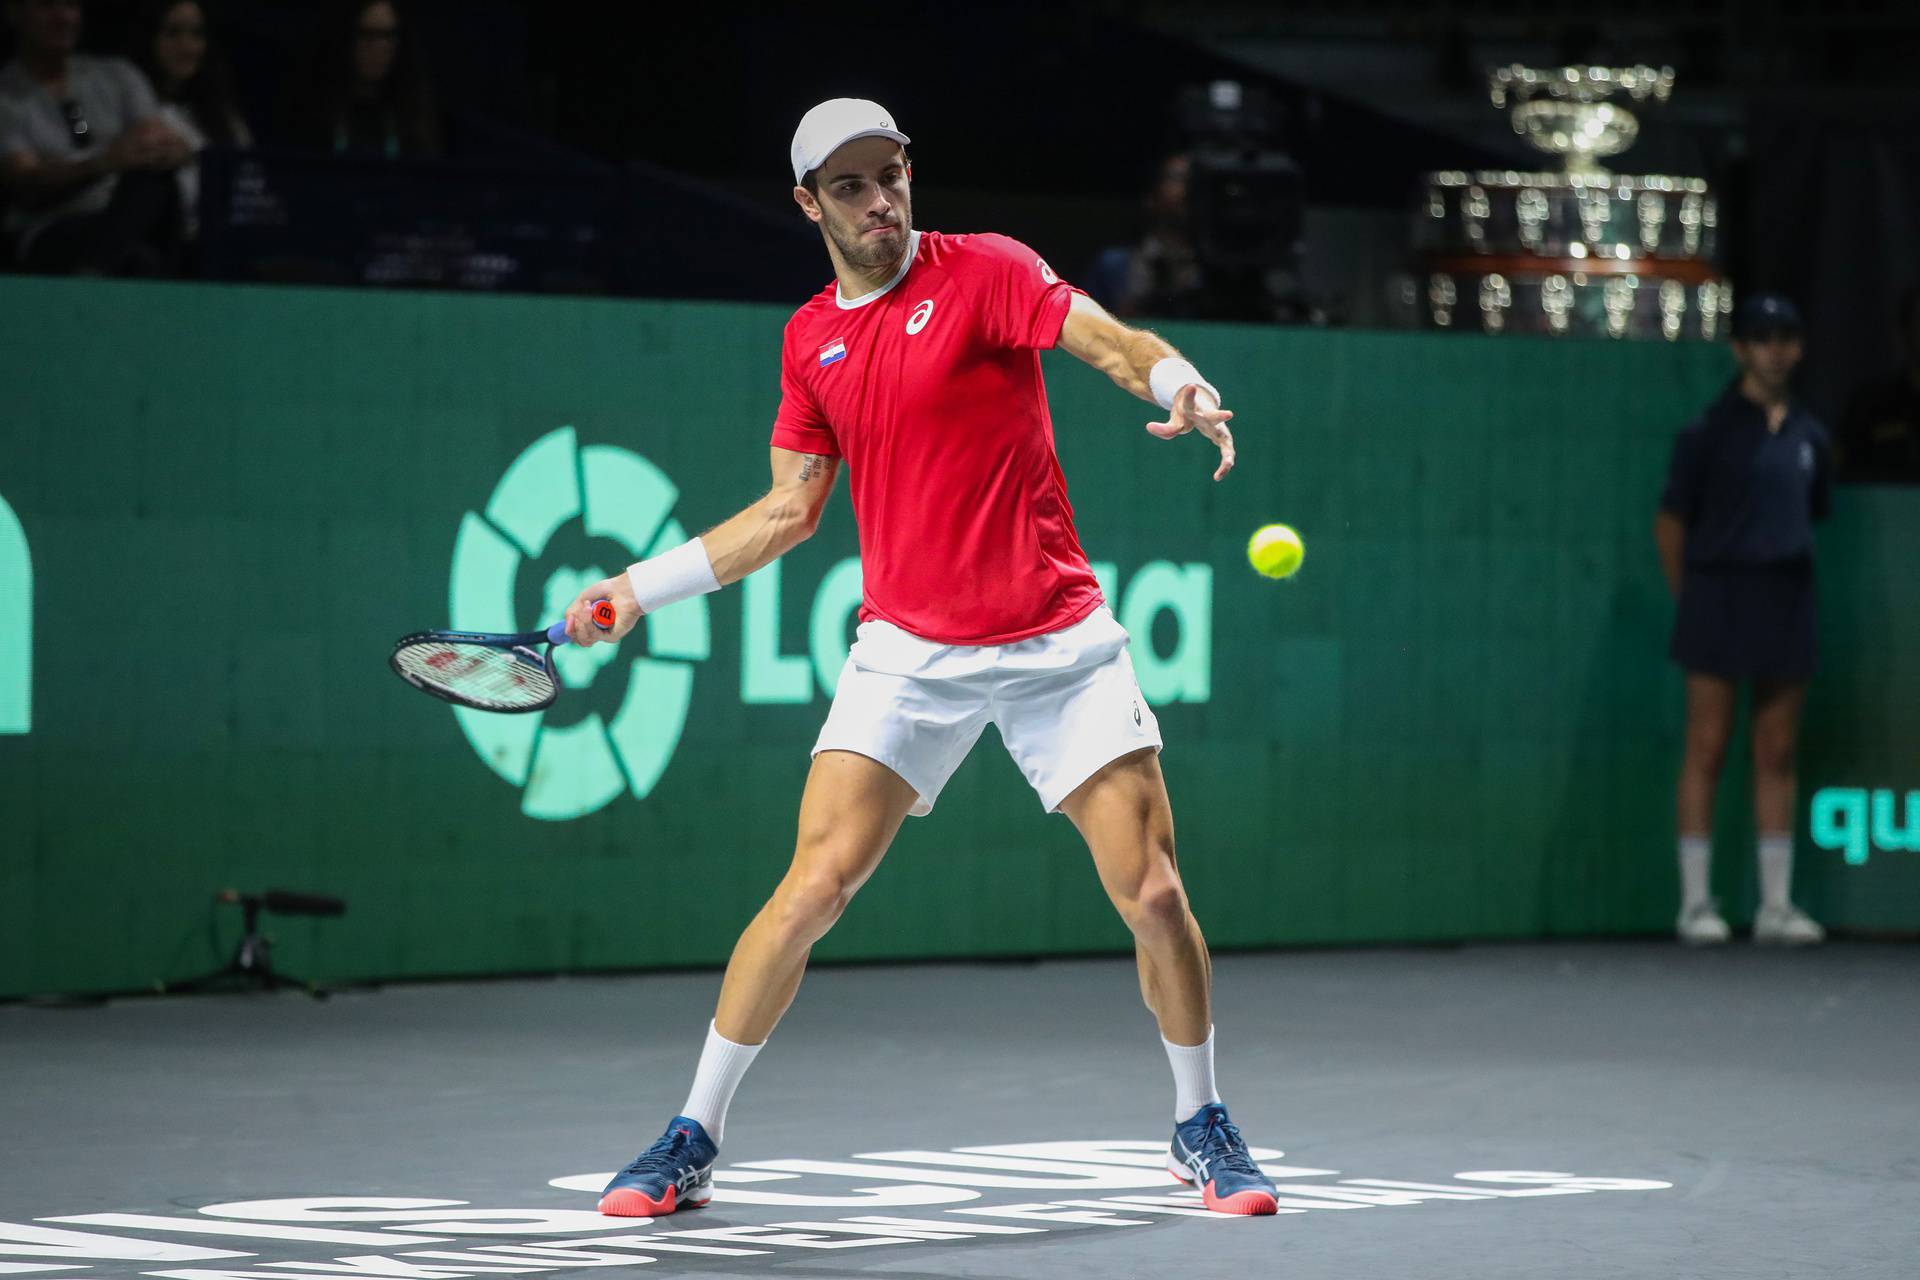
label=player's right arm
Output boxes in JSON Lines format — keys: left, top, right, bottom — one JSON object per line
{"left": 701, "top": 447, "right": 840, "bottom": 583}
{"left": 562, "top": 446, "right": 838, "bottom": 645}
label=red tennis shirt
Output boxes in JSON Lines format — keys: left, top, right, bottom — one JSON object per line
{"left": 769, "top": 229, "right": 1104, "bottom": 645}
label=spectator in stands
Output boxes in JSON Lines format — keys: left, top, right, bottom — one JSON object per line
{"left": 1087, "top": 153, "right": 1205, "bottom": 320}
{"left": 284, "top": 0, "right": 442, "bottom": 159}
{"left": 1836, "top": 285, "right": 1920, "bottom": 484}
{"left": 133, "top": 0, "right": 249, "bottom": 243}
{"left": 0, "top": 0, "right": 189, "bottom": 273}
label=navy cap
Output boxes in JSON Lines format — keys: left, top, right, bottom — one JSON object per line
{"left": 1732, "top": 293, "right": 1804, "bottom": 340}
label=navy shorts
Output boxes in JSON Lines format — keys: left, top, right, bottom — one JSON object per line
{"left": 1670, "top": 560, "right": 1818, "bottom": 682}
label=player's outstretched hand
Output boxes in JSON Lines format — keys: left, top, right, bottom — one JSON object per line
{"left": 565, "top": 574, "right": 642, "bottom": 647}
{"left": 1146, "top": 383, "right": 1236, "bottom": 481}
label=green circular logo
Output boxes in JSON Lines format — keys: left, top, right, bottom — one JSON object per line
{"left": 448, "top": 427, "right": 709, "bottom": 820}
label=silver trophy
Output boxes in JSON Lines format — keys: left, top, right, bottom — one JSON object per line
{"left": 1488, "top": 64, "right": 1675, "bottom": 175}
{"left": 1409, "top": 64, "right": 1728, "bottom": 340}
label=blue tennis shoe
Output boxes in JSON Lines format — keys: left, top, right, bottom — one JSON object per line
{"left": 1167, "top": 1102, "right": 1280, "bottom": 1215}
{"left": 599, "top": 1115, "right": 717, "bottom": 1217}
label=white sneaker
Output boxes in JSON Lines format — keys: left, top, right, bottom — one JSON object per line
{"left": 1753, "top": 903, "right": 1826, "bottom": 946}
{"left": 1677, "top": 901, "right": 1731, "bottom": 945}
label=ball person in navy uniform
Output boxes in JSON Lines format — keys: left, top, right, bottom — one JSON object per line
{"left": 1655, "top": 294, "right": 1832, "bottom": 946}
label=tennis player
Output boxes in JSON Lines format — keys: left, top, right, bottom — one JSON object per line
{"left": 565, "top": 98, "right": 1280, "bottom": 1218}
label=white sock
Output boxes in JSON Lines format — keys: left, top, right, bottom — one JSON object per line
{"left": 1758, "top": 833, "right": 1793, "bottom": 911}
{"left": 679, "top": 1021, "right": 763, "bottom": 1146}
{"left": 1678, "top": 835, "right": 1712, "bottom": 912}
{"left": 1163, "top": 1027, "right": 1221, "bottom": 1122}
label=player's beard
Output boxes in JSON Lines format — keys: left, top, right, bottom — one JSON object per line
{"left": 824, "top": 197, "right": 913, "bottom": 274}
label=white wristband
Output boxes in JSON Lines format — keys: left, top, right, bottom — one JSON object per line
{"left": 1148, "top": 357, "right": 1220, "bottom": 412}
{"left": 626, "top": 538, "right": 721, "bottom": 614}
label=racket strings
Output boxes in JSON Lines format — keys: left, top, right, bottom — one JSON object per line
{"left": 393, "top": 641, "right": 557, "bottom": 711}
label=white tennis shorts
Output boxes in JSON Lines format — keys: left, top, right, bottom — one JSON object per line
{"left": 813, "top": 606, "right": 1163, "bottom": 816}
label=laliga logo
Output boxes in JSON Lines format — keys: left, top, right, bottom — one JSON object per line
{"left": 0, "top": 488, "right": 27, "bottom": 734}
{"left": 453, "top": 430, "right": 1213, "bottom": 823}
{"left": 450, "top": 428, "right": 711, "bottom": 821}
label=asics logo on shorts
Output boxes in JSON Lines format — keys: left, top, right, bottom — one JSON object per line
{"left": 907, "top": 299, "right": 935, "bottom": 334}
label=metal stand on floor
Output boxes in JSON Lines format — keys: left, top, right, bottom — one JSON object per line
{"left": 161, "top": 889, "right": 345, "bottom": 999}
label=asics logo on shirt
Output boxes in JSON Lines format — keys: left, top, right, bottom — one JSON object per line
{"left": 1038, "top": 257, "right": 1059, "bottom": 285}
{"left": 907, "top": 298, "right": 935, "bottom": 334}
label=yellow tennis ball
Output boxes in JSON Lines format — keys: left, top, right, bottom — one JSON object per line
{"left": 1248, "top": 523, "right": 1304, "bottom": 579}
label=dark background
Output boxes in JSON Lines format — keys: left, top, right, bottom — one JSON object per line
{"left": 7, "top": 0, "right": 1919, "bottom": 418}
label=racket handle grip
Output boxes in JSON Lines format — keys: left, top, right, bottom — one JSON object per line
{"left": 547, "top": 598, "right": 616, "bottom": 647}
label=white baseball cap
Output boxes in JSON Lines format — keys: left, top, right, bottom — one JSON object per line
{"left": 790, "top": 98, "right": 910, "bottom": 185}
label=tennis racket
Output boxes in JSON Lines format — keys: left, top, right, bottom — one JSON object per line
{"left": 389, "top": 599, "right": 615, "bottom": 713}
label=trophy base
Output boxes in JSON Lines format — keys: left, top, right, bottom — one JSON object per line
{"left": 1419, "top": 170, "right": 1718, "bottom": 263}
{"left": 1407, "top": 258, "right": 1732, "bottom": 341}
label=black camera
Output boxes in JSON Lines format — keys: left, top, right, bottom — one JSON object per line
{"left": 1175, "top": 82, "right": 1308, "bottom": 322}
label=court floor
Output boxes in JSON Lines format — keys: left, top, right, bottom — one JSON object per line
{"left": 3, "top": 941, "right": 1915, "bottom": 1278}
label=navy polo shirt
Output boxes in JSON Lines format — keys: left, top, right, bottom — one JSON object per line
{"left": 1660, "top": 382, "right": 1833, "bottom": 567}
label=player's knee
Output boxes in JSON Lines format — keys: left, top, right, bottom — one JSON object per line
{"left": 773, "top": 864, "right": 857, "bottom": 942}
{"left": 1127, "top": 875, "right": 1191, "bottom": 942}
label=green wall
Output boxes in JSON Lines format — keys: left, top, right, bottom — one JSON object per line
{"left": 1, "top": 278, "right": 1914, "bottom": 997}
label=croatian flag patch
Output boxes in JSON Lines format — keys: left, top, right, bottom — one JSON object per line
{"left": 819, "top": 338, "right": 848, "bottom": 366}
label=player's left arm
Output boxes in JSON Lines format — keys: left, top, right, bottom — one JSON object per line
{"left": 1056, "top": 291, "right": 1235, "bottom": 481}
